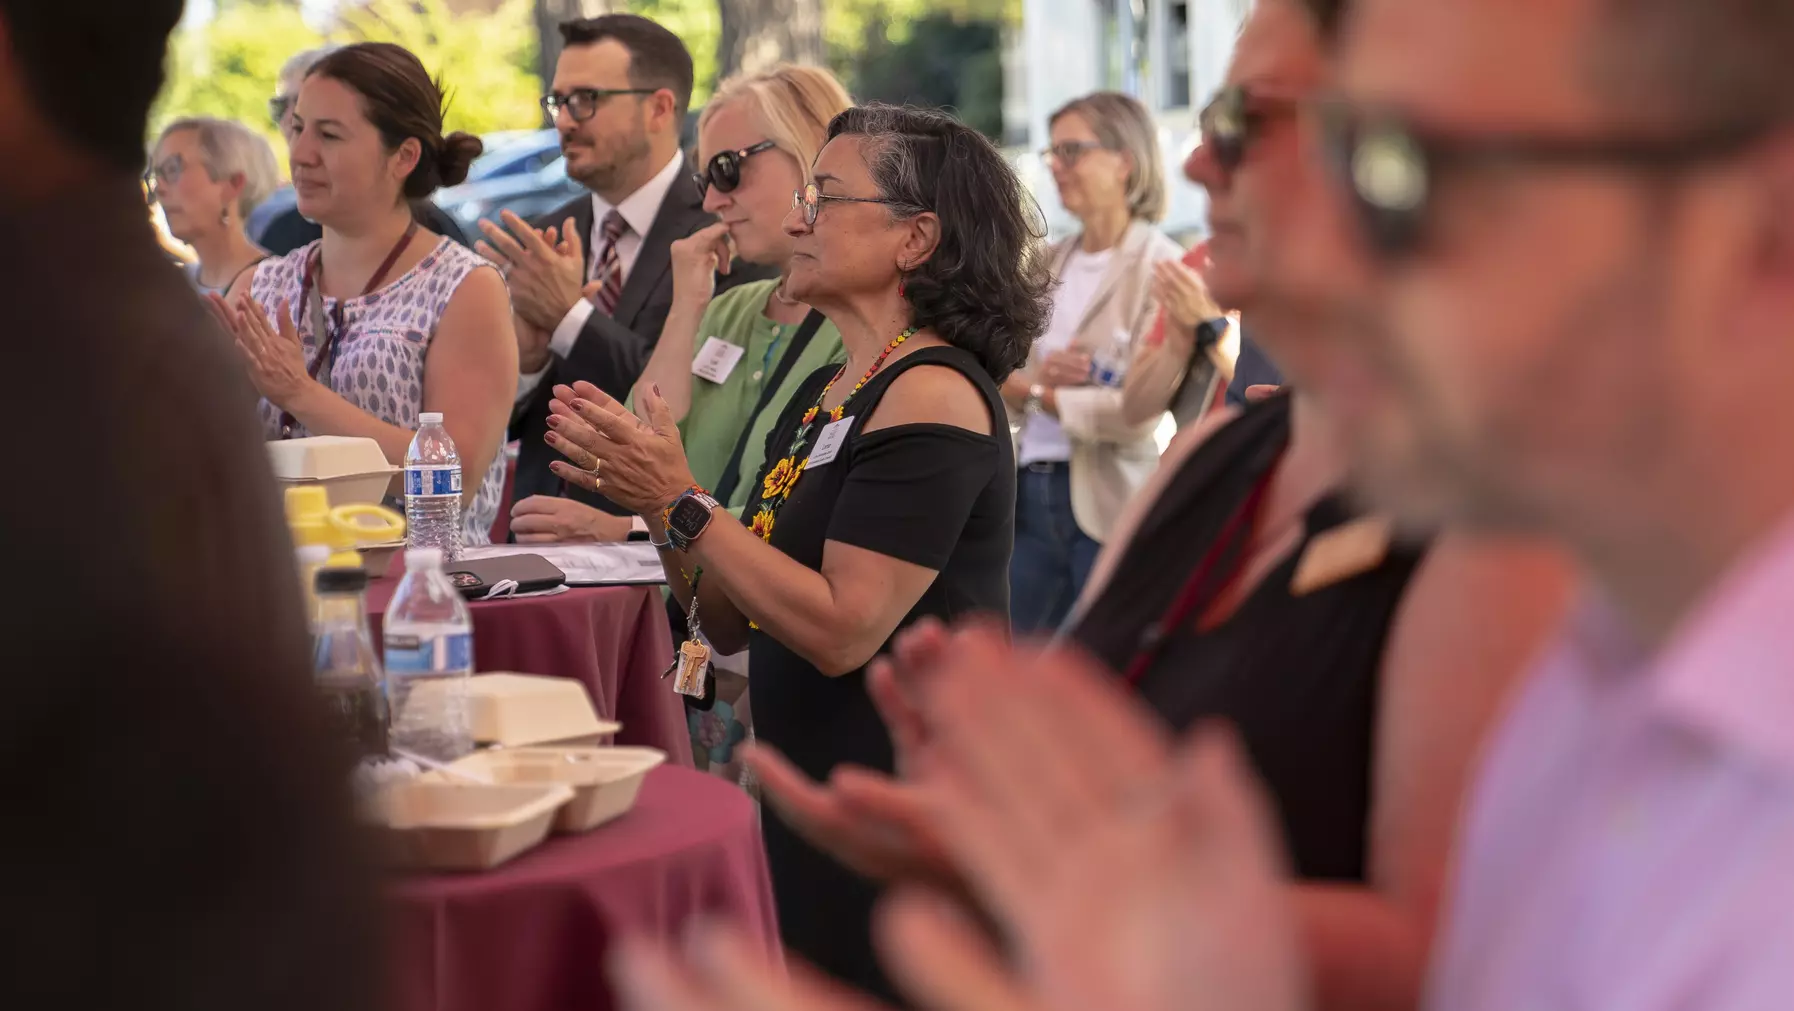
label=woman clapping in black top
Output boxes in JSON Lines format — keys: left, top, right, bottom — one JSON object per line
{"left": 542, "top": 104, "right": 1051, "bottom": 998}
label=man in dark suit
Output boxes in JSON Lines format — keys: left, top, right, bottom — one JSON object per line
{"left": 478, "top": 13, "right": 772, "bottom": 512}
{"left": 0, "top": 3, "right": 377, "bottom": 1008}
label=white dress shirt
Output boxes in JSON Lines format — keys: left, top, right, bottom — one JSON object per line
{"left": 516, "top": 150, "right": 686, "bottom": 402}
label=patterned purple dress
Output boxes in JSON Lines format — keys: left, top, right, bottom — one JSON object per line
{"left": 252, "top": 236, "right": 506, "bottom": 544}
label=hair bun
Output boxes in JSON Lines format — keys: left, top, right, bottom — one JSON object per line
{"left": 437, "top": 131, "right": 483, "bottom": 188}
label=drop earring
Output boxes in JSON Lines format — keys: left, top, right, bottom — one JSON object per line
{"left": 220, "top": 205, "right": 230, "bottom": 228}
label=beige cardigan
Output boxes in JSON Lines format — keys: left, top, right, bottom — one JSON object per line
{"left": 1014, "top": 221, "right": 1185, "bottom": 541}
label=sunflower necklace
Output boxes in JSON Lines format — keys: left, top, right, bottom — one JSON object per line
{"left": 748, "top": 326, "right": 917, "bottom": 545}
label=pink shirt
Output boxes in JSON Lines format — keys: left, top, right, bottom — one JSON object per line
{"left": 1428, "top": 516, "right": 1794, "bottom": 1010}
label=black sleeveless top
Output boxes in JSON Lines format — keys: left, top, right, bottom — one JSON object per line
{"left": 746, "top": 344, "right": 1014, "bottom": 999}
{"left": 1068, "top": 393, "right": 1426, "bottom": 881}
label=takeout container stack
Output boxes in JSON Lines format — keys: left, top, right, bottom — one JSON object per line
{"left": 367, "top": 673, "right": 665, "bottom": 872}
{"left": 271, "top": 437, "right": 407, "bottom": 570}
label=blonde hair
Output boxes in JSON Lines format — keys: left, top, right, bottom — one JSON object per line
{"left": 1050, "top": 91, "right": 1169, "bottom": 223}
{"left": 699, "top": 64, "right": 854, "bottom": 176}
{"left": 156, "top": 117, "right": 281, "bottom": 219}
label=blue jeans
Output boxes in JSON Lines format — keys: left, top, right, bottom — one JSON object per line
{"left": 1010, "top": 462, "right": 1102, "bottom": 635}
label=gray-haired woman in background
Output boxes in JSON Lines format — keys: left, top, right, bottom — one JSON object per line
{"left": 147, "top": 117, "right": 279, "bottom": 296}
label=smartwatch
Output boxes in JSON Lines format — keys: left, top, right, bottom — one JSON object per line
{"left": 1195, "top": 318, "right": 1228, "bottom": 353}
{"left": 663, "top": 487, "right": 721, "bottom": 552}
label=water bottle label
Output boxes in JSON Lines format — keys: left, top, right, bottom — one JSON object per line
{"left": 383, "top": 632, "right": 473, "bottom": 675}
{"left": 405, "top": 465, "right": 462, "bottom": 498}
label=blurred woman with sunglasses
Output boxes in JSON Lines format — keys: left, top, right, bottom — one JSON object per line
{"left": 543, "top": 104, "right": 1050, "bottom": 1000}
{"left": 515, "top": 64, "right": 853, "bottom": 548}
{"left": 147, "top": 118, "right": 279, "bottom": 297}
{"left": 1001, "top": 91, "right": 1184, "bottom": 633}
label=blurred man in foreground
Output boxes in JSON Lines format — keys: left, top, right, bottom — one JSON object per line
{"left": 0, "top": 4, "right": 379, "bottom": 1008}
{"left": 605, "top": 0, "right": 1794, "bottom": 1007}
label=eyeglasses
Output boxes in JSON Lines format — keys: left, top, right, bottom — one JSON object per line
{"left": 1314, "top": 96, "right": 1778, "bottom": 260}
{"left": 1197, "top": 85, "right": 1300, "bottom": 174}
{"left": 694, "top": 140, "right": 777, "bottom": 196}
{"left": 1041, "top": 140, "right": 1108, "bottom": 166}
{"left": 791, "top": 182, "right": 917, "bottom": 227}
{"left": 541, "top": 87, "right": 656, "bottom": 123}
{"left": 142, "top": 154, "right": 187, "bottom": 199}
{"left": 269, "top": 95, "right": 294, "bottom": 128}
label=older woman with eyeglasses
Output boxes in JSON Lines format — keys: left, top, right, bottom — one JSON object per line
{"left": 543, "top": 104, "right": 1050, "bottom": 1000}
{"left": 1001, "top": 90, "right": 1185, "bottom": 634}
{"left": 147, "top": 118, "right": 279, "bottom": 297}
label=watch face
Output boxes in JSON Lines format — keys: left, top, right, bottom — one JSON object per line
{"left": 668, "top": 495, "right": 714, "bottom": 538}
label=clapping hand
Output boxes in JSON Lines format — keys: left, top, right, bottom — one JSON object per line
{"left": 1152, "top": 248, "right": 1222, "bottom": 333}
{"left": 543, "top": 381, "right": 697, "bottom": 516}
{"left": 211, "top": 293, "right": 316, "bottom": 409}
{"left": 477, "top": 210, "right": 587, "bottom": 331}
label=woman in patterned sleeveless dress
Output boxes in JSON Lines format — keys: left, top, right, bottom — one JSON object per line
{"left": 211, "top": 43, "right": 515, "bottom": 544}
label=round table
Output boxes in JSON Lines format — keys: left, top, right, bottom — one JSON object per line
{"left": 387, "top": 766, "right": 779, "bottom": 1011}
{"left": 366, "top": 579, "right": 691, "bottom": 765}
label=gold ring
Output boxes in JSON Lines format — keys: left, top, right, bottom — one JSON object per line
{"left": 586, "top": 456, "right": 602, "bottom": 476}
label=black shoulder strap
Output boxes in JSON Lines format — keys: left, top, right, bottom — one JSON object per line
{"left": 712, "top": 308, "right": 827, "bottom": 505}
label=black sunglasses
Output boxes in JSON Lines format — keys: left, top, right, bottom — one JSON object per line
{"left": 693, "top": 140, "right": 777, "bottom": 195}
{"left": 1198, "top": 85, "right": 1300, "bottom": 174}
{"left": 541, "top": 87, "right": 656, "bottom": 123}
{"left": 1315, "top": 97, "right": 1778, "bottom": 259}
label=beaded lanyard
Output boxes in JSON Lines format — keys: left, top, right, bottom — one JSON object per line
{"left": 747, "top": 326, "right": 917, "bottom": 544}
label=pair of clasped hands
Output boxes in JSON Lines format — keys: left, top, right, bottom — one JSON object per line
{"left": 606, "top": 620, "right": 1314, "bottom": 1011}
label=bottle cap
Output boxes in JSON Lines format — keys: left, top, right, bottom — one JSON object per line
{"left": 405, "top": 547, "right": 445, "bottom": 571}
{"left": 418, "top": 412, "right": 444, "bottom": 425}
{"left": 315, "top": 567, "right": 369, "bottom": 594}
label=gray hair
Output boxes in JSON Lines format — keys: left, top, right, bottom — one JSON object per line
{"left": 156, "top": 118, "right": 281, "bottom": 218}
{"left": 278, "top": 45, "right": 340, "bottom": 96}
{"left": 1049, "top": 91, "right": 1169, "bottom": 223}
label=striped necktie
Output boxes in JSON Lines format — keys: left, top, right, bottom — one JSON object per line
{"left": 592, "top": 210, "right": 628, "bottom": 315}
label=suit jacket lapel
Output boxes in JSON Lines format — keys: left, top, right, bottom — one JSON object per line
{"left": 1066, "top": 222, "right": 1152, "bottom": 349}
{"left": 612, "top": 159, "right": 705, "bottom": 327}
{"left": 570, "top": 196, "right": 596, "bottom": 278}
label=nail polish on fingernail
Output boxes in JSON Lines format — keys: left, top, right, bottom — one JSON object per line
{"left": 653, "top": 384, "right": 662, "bottom": 397}
{"left": 572, "top": 400, "right": 589, "bottom": 411}
{"left": 547, "top": 415, "right": 560, "bottom": 427}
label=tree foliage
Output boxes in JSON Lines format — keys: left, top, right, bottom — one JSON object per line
{"left": 152, "top": 0, "right": 543, "bottom": 168}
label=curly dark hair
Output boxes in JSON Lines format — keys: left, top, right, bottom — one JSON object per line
{"left": 826, "top": 104, "right": 1053, "bottom": 382}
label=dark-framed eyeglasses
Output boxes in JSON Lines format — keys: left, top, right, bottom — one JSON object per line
{"left": 1197, "top": 84, "right": 1300, "bottom": 174}
{"left": 269, "top": 95, "right": 295, "bottom": 128}
{"left": 791, "top": 182, "right": 917, "bottom": 228}
{"left": 142, "top": 154, "right": 187, "bottom": 200}
{"left": 1314, "top": 96, "right": 1778, "bottom": 260}
{"left": 694, "top": 140, "right": 777, "bottom": 196}
{"left": 541, "top": 87, "right": 656, "bottom": 123}
{"left": 1041, "top": 140, "right": 1109, "bottom": 166}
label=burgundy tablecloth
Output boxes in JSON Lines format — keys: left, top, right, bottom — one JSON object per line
{"left": 388, "top": 766, "right": 778, "bottom": 1011}
{"left": 367, "top": 580, "right": 691, "bottom": 765}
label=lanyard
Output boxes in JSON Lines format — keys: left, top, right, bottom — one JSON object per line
{"left": 278, "top": 221, "right": 419, "bottom": 438}
{"left": 1122, "top": 436, "right": 1288, "bottom": 687}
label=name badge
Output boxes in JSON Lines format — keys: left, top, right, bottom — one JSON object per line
{"left": 1290, "top": 515, "right": 1394, "bottom": 596}
{"left": 691, "top": 337, "right": 746, "bottom": 384}
{"left": 804, "top": 416, "right": 855, "bottom": 468}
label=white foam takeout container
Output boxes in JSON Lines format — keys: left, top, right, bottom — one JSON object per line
{"left": 372, "top": 780, "right": 574, "bottom": 871}
{"left": 266, "top": 436, "right": 399, "bottom": 507}
{"left": 465, "top": 673, "right": 623, "bottom": 748}
{"left": 443, "top": 746, "right": 666, "bottom": 834}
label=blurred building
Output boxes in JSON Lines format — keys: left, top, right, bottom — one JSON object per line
{"left": 1009, "top": 0, "right": 1248, "bottom": 240}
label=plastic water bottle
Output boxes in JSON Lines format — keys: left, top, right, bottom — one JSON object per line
{"left": 1090, "top": 329, "right": 1132, "bottom": 388}
{"left": 382, "top": 547, "right": 474, "bottom": 762}
{"left": 405, "top": 412, "right": 463, "bottom": 560}
{"left": 311, "top": 566, "right": 390, "bottom": 761}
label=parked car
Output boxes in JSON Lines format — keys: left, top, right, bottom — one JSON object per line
{"left": 433, "top": 129, "right": 583, "bottom": 233}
